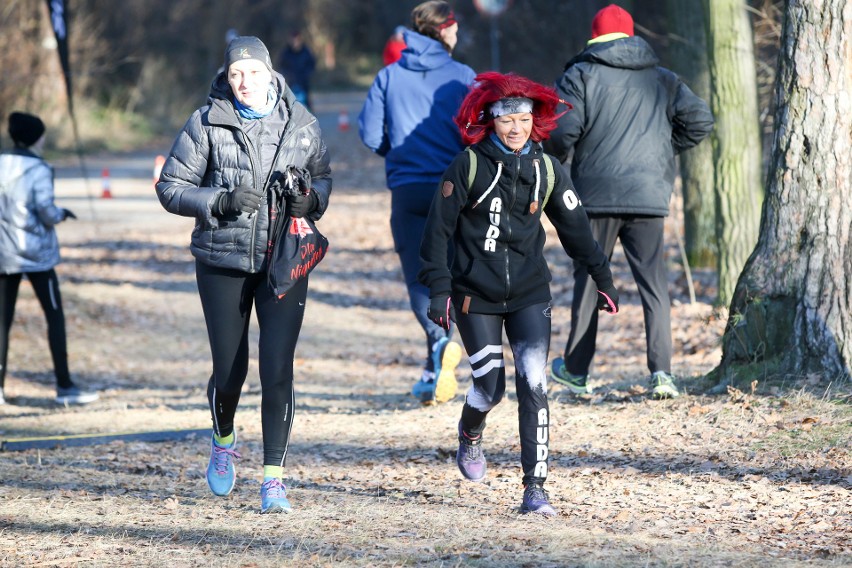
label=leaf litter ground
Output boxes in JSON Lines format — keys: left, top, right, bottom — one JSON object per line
{"left": 0, "top": 92, "right": 849, "bottom": 567}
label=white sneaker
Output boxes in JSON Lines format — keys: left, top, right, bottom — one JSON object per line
{"left": 55, "top": 385, "right": 99, "bottom": 405}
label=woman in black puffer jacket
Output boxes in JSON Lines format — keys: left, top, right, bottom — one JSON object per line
{"left": 156, "top": 36, "right": 331, "bottom": 515}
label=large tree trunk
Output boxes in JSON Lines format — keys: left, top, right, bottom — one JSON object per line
{"left": 666, "top": 0, "right": 716, "bottom": 269}
{"left": 718, "top": 0, "right": 852, "bottom": 382}
{"left": 704, "top": 0, "right": 763, "bottom": 304}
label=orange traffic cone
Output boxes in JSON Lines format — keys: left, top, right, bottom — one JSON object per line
{"left": 337, "top": 109, "right": 350, "bottom": 132}
{"left": 101, "top": 168, "right": 112, "bottom": 198}
{"left": 153, "top": 155, "right": 166, "bottom": 186}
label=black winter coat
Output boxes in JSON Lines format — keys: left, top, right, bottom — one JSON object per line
{"left": 156, "top": 72, "right": 331, "bottom": 273}
{"left": 419, "top": 137, "right": 612, "bottom": 315}
{"left": 545, "top": 36, "right": 714, "bottom": 216}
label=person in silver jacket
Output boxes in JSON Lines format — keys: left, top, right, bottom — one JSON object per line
{"left": 155, "top": 36, "right": 332, "bottom": 514}
{"left": 0, "top": 112, "right": 99, "bottom": 406}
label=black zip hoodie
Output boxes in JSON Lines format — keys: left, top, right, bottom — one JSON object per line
{"left": 419, "top": 137, "right": 613, "bottom": 315}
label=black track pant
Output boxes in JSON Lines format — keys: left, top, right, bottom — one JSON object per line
{"left": 195, "top": 260, "right": 307, "bottom": 467}
{"left": 564, "top": 215, "right": 672, "bottom": 376}
{"left": 456, "top": 301, "right": 552, "bottom": 486}
{"left": 0, "top": 270, "right": 71, "bottom": 389}
{"left": 390, "top": 184, "right": 451, "bottom": 370}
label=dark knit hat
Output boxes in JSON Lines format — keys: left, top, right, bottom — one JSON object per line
{"left": 591, "top": 4, "right": 634, "bottom": 39}
{"left": 8, "top": 112, "right": 46, "bottom": 147}
{"left": 223, "top": 36, "right": 273, "bottom": 72}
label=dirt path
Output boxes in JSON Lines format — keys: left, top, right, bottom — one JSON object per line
{"left": 0, "top": 91, "right": 849, "bottom": 567}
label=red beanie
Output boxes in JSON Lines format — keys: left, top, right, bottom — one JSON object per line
{"left": 591, "top": 4, "right": 634, "bottom": 39}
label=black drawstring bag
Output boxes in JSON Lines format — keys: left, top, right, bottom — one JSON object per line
{"left": 267, "top": 166, "right": 329, "bottom": 298}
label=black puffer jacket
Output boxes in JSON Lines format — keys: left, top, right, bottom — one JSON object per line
{"left": 156, "top": 72, "right": 331, "bottom": 273}
{"left": 419, "top": 137, "right": 612, "bottom": 315}
{"left": 545, "top": 36, "right": 713, "bottom": 216}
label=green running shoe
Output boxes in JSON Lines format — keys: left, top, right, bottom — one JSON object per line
{"left": 549, "top": 357, "right": 590, "bottom": 394}
{"left": 650, "top": 371, "right": 680, "bottom": 399}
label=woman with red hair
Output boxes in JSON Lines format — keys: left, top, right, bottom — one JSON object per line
{"left": 419, "top": 72, "right": 619, "bottom": 515}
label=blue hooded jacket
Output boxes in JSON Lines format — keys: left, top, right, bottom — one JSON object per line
{"left": 358, "top": 30, "right": 475, "bottom": 189}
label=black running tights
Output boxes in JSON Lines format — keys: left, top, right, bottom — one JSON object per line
{"left": 195, "top": 260, "right": 308, "bottom": 467}
{"left": 455, "top": 301, "right": 552, "bottom": 486}
{"left": 0, "top": 270, "right": 71, "bottom": 389}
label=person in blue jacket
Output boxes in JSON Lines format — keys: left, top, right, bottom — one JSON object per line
{"left": 358, "top": 0, "right": 475, "bottom": 405}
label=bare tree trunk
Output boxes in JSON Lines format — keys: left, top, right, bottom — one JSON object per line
{"left": 718, "top": 0, "right": 852, "bottom": 383}
{"left": 704, "top": 0, "right": 763, "bottom": 305}
{"left": 666, "top": 0, "right": 716, "bottom": 269}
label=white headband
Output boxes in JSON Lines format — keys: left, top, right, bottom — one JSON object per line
{"left": 489, "top": 97, "right": 534, "bottom": 118}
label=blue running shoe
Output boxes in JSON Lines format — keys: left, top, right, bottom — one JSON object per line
{"left": 411, "top": 372, "right": 437, "bottom": 404}
{"left": 521, "top": 483, "right": 557, "bottom": 516}
{"left": 456, "top": 421, "right": 487, "bottom": 482}
{"left": 260, "top": 477, "right": 292, "bottom": 514}
{"left": 206, "top": 432, "right": 240, "bottom": 497}
{"left": 549, "top": 357, "right": 590, "bottom": 394}
{"left": 432, "top": 338, "right": 461, "bottom": 404}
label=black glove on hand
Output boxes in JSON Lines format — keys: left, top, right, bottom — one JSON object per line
{"left": 286, "top": 189, "right": 319, "bottom": 218}
{"left": 428, "top": 295, "right": 456, "bottom": 330}
{"left": 215, "top": 184, "right": 263, "bottom": 216}
{"left": 285, "top": 166, "right": 312, "bottom": 196}
{"left": 62, "top": 208, "right": 77, "bottom": 220}
{"left": 596, "top": 284, "right": 619, "bottom": 314}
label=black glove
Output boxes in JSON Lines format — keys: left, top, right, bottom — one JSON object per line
{"left": 596, "top": 284, "right": 619, "bottom": 314}
{"left": 62, "top": 208, "right": 77, "bottom": 220}
{"left": 428, "top": 295, "right": 456, "bottom": 330}
{"left": 284, "top": 166, "right": 312, "bottom": 196}
{"left": 286, "top": 189, "right": 319, "bottom": 218}
{"left": 215, "top": 184, "right": 263, "bottom": 216}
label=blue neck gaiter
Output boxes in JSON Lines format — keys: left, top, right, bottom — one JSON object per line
{"left": 490, "top": 132, "right": 531, "bottom": 155}
{"left": 234, "top": 84, "right": 277, "bottom": 119}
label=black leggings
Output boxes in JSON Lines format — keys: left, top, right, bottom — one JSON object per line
{"left": 455, "top": 301, "right": 552, "bottom": 486}
{"left": 0, "top": 270, "right": 71, "bottom": 389}
{"left": 195, "top": 260, "right": 308, "bottom": 467}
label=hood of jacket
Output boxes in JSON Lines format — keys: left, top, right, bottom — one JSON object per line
{"left": 399, "top": 30, "right": 454, "bottom": 72}
{"left": 565, "top": 35, "right": 659, "bottom": 72}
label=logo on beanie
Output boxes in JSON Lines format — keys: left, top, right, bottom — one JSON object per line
{"left": 239, "top": 48, "right": 252, "bottom": 59}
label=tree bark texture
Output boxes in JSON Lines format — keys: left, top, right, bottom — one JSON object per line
{"left": 719, "top": 0, "right": 852, "bottom": 380}
{"left": 667, "top": 0, "right": 716, "bottom": 268}
{"left": 705, "top": 0, "right": 764, "bottom": 304}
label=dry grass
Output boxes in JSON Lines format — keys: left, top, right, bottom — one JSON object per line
{"left": 0, "top": 92, "right": 849, "bottom": 567}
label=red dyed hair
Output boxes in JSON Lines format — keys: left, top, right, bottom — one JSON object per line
{"left": 454, "top": 72, "right": 567, "bottom": 146}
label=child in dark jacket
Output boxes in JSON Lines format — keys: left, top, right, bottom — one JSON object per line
{"left": 418, "top": 72, "right": 619, "bottom": 515}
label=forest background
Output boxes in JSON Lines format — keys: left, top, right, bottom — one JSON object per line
{"left": 0, "top": 0, "right": 781, "bottom": 155}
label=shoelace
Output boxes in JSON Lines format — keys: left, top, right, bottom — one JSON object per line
{"left": 461, "top": 436, "right": 483, "bottom": 461}
{"left": 652, "top": 373, "right": 672, "bottom": 387}
{"left": 525, "top": 485, "right": 549, "bottom": 505}
{"left": 211, "top": 445, "right": 241, "bottom": 475}
{"left": 262, "top": 478, "right": 287, "bottom": 499}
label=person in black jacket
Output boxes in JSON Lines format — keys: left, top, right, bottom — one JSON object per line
{"left": 419, "top": 72, "right": 618, "bottom": 516}
{"left": 156, "top": 36, "right": 332, "bottom": 514}
{"left": 545, "top": 4, "right": 714, "bottom": 399}
{"left": 277, "top": 30, "right": 316, "bottom": 110}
